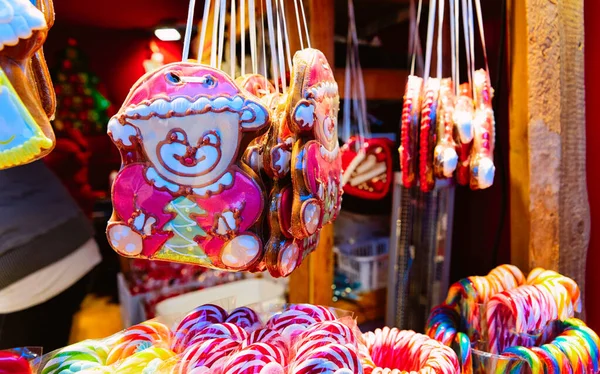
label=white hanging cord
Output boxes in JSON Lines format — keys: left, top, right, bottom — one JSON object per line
{"left": 230, "top": 0, "right": 237, "bottom": 77}
{"left": 210, "top": 0, "right": 221, "bottom": 67}
{"left": 198, "top": 0, "right": 212, "bottom": 64}
{"left": 450, "top": 0, "right": 459, "bottom": 95}
{"left": 241, "top": 0, "right": 246, "bottom": 75}
{"left": 279, "top": 0, "right": 293, "bottom": 72}
{"left": 409, "top": 0, "right": 424, "bottom": 76}
{"left": 473, "top": 0, "right": 490, "bottom": 78}
{"left": 293, "top": 0, "right": 305, "bottom": 50}
{"left": 468, "top": 0, "right": 475, "bottom": 90}
{"left": 275, "top": 0, "right": 287, "bottom": 92}
{"left": 349, "top": 0, "right": 368, "bottom": 140}
{"left": 299, "top": 0, "right": 311, "bottom": 48}
{"left": 342, "top": 42, "right": 352, "bottom": 143}
{"left": 461, "top": 0, "right": 472, "bottom": 90}
{"left": 436, "top": 0, "right": 444, "bottom": 79}
{"left": 260, "top": 0, "right": 269, "bottom": 88}
{"left": 217, "top": 0, "right": 227, "bottom": 70}
{"left": 265, "top": 0, "right": 280, "bottom": 92}
{"left": 182, "top": 0, "right": 198, "bottom": 61}
{"left": 249, "top": 0, "right": 258, "bottom": 73}
{"left": 423, "top": 0, "right": 437, "bottom": 80}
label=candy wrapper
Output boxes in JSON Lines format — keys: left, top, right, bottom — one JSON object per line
{"left": 40, "top": 302, "right": 363, "bottom": 374}
{"left": 0, "top": 347, "right": 42, "bottom": 374}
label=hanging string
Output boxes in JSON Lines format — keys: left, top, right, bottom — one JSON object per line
{"left": 409, "top": 0, "right": 424, "bottom": 76}
{"left": 275, "top": 0, "right": 287, "bottom": 92}
{"left": 468, "top": 0, "right": 475, "bottom": 91}
{"left": 182, "top": 0, "right": 198, "bottom": 61}
{"left": 198, "top": 0, "right": 212, "bottom": 64}
{"left": 249, "top": 0, "right": 258, "bottom": 73}
{"left": 461, "top": 0, "right": 472, "bottom": 89}
{"left": 299, "top": 0, "right": 311, "bottom": 48}
{"left": 265, "top": 0, "right": 280, "bottom": 92}
{"left": 241, "top": 0, "right": 246, "bottom": 75}
{"left": 451, "top": 0, "right": 459, "bottom": 95}
{"left": 260, "top": 0, "right": 269, "bottom": 88}
{"left": 279, "top": 0, "right": 293, "bottom": 72}
{"left": 293, "top": 0, "right": 305, "bottom": 49}
{"left": 217, "top": 0, "right": 227, "bottom": 69}
{"left": 210, "top": 0, "right": 221, "bottom": 67}
{"left": 436, "top": 0, "right": 444, "bottom": 79}
{"left": 230, "top": 0, "right": 237, "bottom": 77}
{"left": 423, "top": 0, "right": 437, "bottom": 80}
{"left": 473, "top": 0, "right": 490, "bottom": 79}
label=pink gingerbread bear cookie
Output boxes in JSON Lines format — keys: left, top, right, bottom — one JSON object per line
{"left": 286, "top": 49, "right": 343, "bottom": 239}
{"left": 107, "top": 63, "right": 269, "bottom": 271}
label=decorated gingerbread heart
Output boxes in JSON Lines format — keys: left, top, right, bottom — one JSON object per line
{"left": 285, "top": 48, "right": 342, "bottom": 239}
{"left": 107, "top": 63, "right": 269, "bottom": 271}
{"left": 0, "top": 0, "right": 56, "bottom": 169}
{"left": 341, "top": 136, "right": 394, "bottom": 200}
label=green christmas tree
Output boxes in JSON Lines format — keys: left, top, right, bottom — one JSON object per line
{"left": 161, "top": 197, "right": 208, "bottom": 261}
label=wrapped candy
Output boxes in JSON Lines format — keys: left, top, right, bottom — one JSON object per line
{"left": 106, "top": 63, "right": 269, "bottom": 271}
{"left": 172, "top": 304, "right": 228, "bottom": 353}
{"left": 0, "top": 0, "right": 56, "bottom": 169}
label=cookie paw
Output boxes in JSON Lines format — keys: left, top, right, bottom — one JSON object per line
{"left": 300, "top": 198, "right": 322, "bottom": 236}
{"left": 220, "top": 234, "right": 262, "bottom": 270}
{"left": 108, "top": 224, "right": 143, "bottom": 256}
{"left": 278, "top": 241, "right": 301, "bottom": 277}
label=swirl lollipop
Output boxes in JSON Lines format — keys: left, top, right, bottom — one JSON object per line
{"left": 174, "top": 338, "right": 240, "bottom": 374}
{"left": 113, "top": 347, "right": 174, "bottom": 374}
{"left": 172, "top": 304, "right": 228, "bottom": 352}
{"left": 106, "top": 321, "right": 172, "bottom": 365}
{"left": 291, "top": 343, "right": 362, "bottom": 374}
{"left": 226, "top": 307, "right": 263, "bottom": 332}
{"left": 222, "top": 342, "right": 286, "bottom": 374}
{"left": 42, "top": 340, "right": 110, "bottom": 374}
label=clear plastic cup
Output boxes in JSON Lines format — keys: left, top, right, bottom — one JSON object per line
{"left": 471, "top": 341, "right": 531, "bottom": 374}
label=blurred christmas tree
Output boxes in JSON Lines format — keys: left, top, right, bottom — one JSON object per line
{"left": 52, "top": 38, "right": 111, "bottom": 135}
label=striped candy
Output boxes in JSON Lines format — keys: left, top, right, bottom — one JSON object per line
{"left": 106, "top": 321, "right": 172, "bottom": 365}
{"left": 226, "top": 307, "right": 263, "bottom": 332}
{"left": 175, "top": 338, "right": 241, "bottom": 373}
{"left": 172, "top": 304, "right": 228, "bottom": 353}
{"left": 244, "top": 328, "right": 289, "bottom": 357}
{"left": 222, "top": 342, "right": 286, "bottom": 374}
{"left": 291, "top": 343, "right": 362, "bottom": 374}
{"left": 187, "top": 323, "right": 248, "bottom": 346}
{"left": 113, "top": 347, "right": 175, "bottom": 373}
{"left": 287, "top": 304, "right": 336, "bottom": 322}
{"left": 42, "top": 340, "right": 110, "bottom": 374}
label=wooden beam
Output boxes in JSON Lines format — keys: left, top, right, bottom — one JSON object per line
{"left": 336, "top": 69, "right": 408, "bottom": 100}
{"left": 509, "top": 0, "right": 589, "bottom": 315}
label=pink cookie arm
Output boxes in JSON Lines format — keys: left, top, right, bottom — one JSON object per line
{"left": 194, "top": 168, "right": 264, "bottom": 234}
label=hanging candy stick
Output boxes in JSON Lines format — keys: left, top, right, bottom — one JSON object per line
{"left": 469, "top": 69, "right": 496, "bottom": 189}
{"left": 453, "top": 83, "right": 474, "bottom": 185}
{"left": 435, "top": 78, "right": 459, "bottom": 179}
{"left": 400, "top": 75, "right": 424, "bottom": 187}
{"left": 419, "top": 78, "right": 440, "bottom": 192}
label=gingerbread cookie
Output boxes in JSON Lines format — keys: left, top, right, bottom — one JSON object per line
{"left": 285, "top": 48, "right": 342, "bottom": 239}
{"left": 0, "top": 0, "right": 56, "bottom": 169}
{"left": 107, "top": 63, "right": 269, "bottom": 271}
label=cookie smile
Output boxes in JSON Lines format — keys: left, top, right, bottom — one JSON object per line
{"left": 0, "top": 135, "right": 15, "bottom": 145}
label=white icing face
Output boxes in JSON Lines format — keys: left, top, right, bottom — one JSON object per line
{"left": 129, "top": 111, "right": 241, "bottom": 188}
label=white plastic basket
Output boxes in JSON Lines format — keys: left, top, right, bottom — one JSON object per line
{"left": 334, "top": 237, "right": 390, "bottom": 292}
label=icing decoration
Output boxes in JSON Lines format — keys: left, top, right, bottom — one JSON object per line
{"left": 0, "top": 0, "right": 56, "bottom": 169}
{"left": 434, "top": 78, "right": 458, "bottom": 178}
{"left": 341, "top": 137, "right": 394, "bottom": 200}
{"left": 399, "top": 75, "right": 423, "bottom": 188}
{"left": 107, "top": 63, "right": 269, "bottom": 271}
{"left": 286, "top": 48, "right": 342, "bottom": 238}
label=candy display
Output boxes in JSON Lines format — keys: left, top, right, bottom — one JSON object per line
{"left": 41, "top": 303, "right": 361, "bottom": 373}
{"left": 0, "top": 0, "right": 56, "bottom": 169}
{"left": 359, "top": 327, "right": 460, "bottom": 374}
{"left": 419, "top": 78, "right": 440, "bottom": 192}
{"left": 425, "top": 264, "right": 598, "bottom": 374}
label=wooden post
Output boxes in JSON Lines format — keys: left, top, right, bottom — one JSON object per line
{"left": 508, "top": 0, "right": 590, "bottom": 315}
{"left": 288, "top": 0, "right": 336, "bottom": 306}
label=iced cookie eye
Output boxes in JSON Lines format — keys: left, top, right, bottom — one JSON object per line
{"left": 169, "top": 130, "right": 186, "bottom": 142}
{"left": 165, "top": 71, "right": 183, "bottom": 85}
{"left": 202, "top": 75, "right": 217, "bottom": 88}
{"left": 202, "top": 133, "right": 219, "bottom": 146}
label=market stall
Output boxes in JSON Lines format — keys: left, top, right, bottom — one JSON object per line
{"left": 0, "top": 0, "right": 597, "bottom": 372}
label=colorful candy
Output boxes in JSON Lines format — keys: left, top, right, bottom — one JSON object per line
{"left": 172, "top": 304, "right": 228, "bottom": 353}
{"left": 175, "top": 338, "right": 240, "bottom": 373}
{"left": 222, "top": 342, "right": 287, "bottom": 374}
{"left": 114, "top": 347, "right": 175, "bottom": 373}
{"left": 42, "top": 341, "right": 110, "bottom": 374}
{"left": 187, "top": 323, "right": 249, "bottom": 346}
{"left": 106, "top": 321, "right": 172, "bottom": 365}
{"left": 226, "top": 306, "right": 263, "bottom": 332}
{"left": 291, "top": 343, "right": 362, "bottom": 374}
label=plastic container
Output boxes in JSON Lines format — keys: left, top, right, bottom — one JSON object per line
{"left": 334, "top": 237, "right": 389, "bottom": 292}
{"left": 155, "top": 278, "right": 286, "bottom": 318}
{"left": 471, "top": 342, "right": 531, "bottom": 374}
